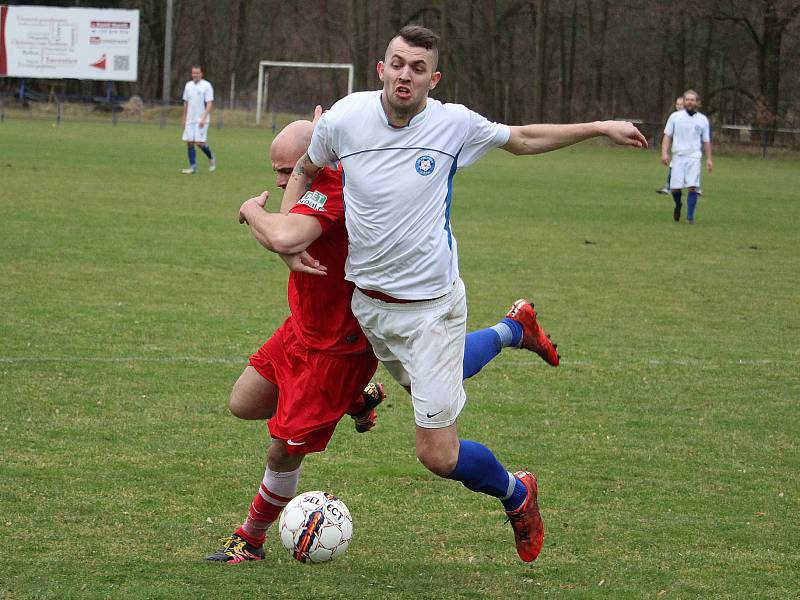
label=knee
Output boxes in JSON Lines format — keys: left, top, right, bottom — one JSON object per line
{"left": 416, "top": 445, "right": 458, "bottom": 478}
{"left": 228, "top": 385, "right": 273, "bottom": 420}
{"left": 227, "top": 389, "right": 249, "bottom": 419}
{"left": 267, "top": 440, "right": 303, "bottom": 472}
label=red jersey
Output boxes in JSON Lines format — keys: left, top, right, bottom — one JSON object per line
{"left": 286, "top": 166, "right": 370, "bottom": 355}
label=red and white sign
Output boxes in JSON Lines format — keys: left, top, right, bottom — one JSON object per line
{"left": 0, "top": 5, "right": 139, "bottom": 81}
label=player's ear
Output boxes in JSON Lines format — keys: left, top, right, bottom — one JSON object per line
{"left": 377, "top": 61, "right": 385, "bottom": 82}
{"left": 429, "top": 71, "right": 442, "bottom": 90}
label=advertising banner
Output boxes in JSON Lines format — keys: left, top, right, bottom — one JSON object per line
{"left": 0, "top": 5, "right": 139, "bottom": 81}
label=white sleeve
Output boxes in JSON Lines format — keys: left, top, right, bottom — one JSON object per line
{"left": 664, "top": 113, "right": 675, "bottom": 136}
{"left": 307, "top": 113, "right": 338, "bottom": 168}
{"left": 205, "top": 82, "right": 214, "bottom": 103}
{"left": 702, "top": 118, "right": 711, "bottom": 143}
{"left": 457, "top": 107, "right": 511, "bottom": 169}
{"left": 182, "top": 83, "right": 189, "bottom": 102}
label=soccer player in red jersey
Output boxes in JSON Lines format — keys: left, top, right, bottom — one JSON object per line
{"left": 205, "top": 115, "right": 558, "bottom": 564}
{"left": 204, "top": 117, "right": 383, "bottom": 564}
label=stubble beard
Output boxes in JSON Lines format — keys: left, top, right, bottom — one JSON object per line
{"left": 384, "top": 92, "right": 426, "bottom": 125}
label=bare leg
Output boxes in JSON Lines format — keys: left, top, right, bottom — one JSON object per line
{"left": 229, "top": 365, "right": 278, "bottom": 420}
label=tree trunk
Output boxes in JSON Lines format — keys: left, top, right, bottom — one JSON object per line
{"left": 534, "top": 0, "right": 547, "bottom": 123}
{"left": 437, "top": 0, "right": 449, "bottom": 98}
{"left": 224, "top": 0, "right": 241, "bottom": 109}
{"left": 349, "top": 0, "right": 371, "bottom": 91}
{"left": 481, "top": 0, "right": 501, "bottom": 119}
{"left": 675, "top": 12, "right": 686, "bottom": 98}
{"left": 390, "top": 0, "right": 404, "bottom": 33}
{"left": 700, "top": 16, "right": 714, "bottom": 110}
{"left": 654, "top": 14, "right": 671, "bottom": 122}
{"left": 558, "top": 0, "right": 577, "bottom": 123}
{"left": 760, "top": 0, "right": 783, "bottom": 138}
{"left": 588, "top": 0, "right": 608, "bottom": 118}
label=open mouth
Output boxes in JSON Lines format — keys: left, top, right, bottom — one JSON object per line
{"left": 395, "top": 85, "right": 411, "bottom": 100}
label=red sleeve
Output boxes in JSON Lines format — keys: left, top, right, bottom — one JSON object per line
{"left": 288, "top": 166, "right": 344, "bottom": 232}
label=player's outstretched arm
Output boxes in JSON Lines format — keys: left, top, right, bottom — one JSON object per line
{"left": 239, "top": 192, "right": 323, "bottom": 254}
{"left": 502, "top": 121, "right": 648, "bottom": 155}
{"left": 281, "top": 152, "right": 322, "bottom": 214}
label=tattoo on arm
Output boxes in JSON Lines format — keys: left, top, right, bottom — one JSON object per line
{"left": 292, "top": 153, "right": 316, "bottom": 191}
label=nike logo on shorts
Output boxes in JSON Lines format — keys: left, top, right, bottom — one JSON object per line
{"left": 286, "top": 439, "right": 306, "bottom": 446}
{"left": 426, "top": 410, "right": 444, "bottom": 419}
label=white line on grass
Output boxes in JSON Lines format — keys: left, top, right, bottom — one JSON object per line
{"left": 0, "top": 356, "right": 787, "bottom": 366}
{"left": 0, "top": 356, "right": 245, "bottom": 364}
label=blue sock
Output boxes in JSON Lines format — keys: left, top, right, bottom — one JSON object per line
{"left": 462, "top": 319, "right": 523, "bottom": 380}
{"left": 463, "top": 329, "right": 501, "bottom": 380}
{"left": 187, "top": 146, "right": 197, "bottom": 169}
{"left": 671, "top": 190, "right": 682, "bottom": 208}
{"left": 498, "top": 318, "right": 523, "bottom": 347}
{"left": 200, "top": 144, "right": 214, "bottom": 160}
{"left": 687, "top": 191, "right": 698, "bottom": 220}
{"left": 448, "top": 440, "right": 520, "bottom": 508}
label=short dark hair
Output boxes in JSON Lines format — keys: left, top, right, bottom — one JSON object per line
{"left": 393, "top": 25, "right": 439, "bottom": 68}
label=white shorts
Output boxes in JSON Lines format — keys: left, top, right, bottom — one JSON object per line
{"left": 351, "top": 278, "right": 467, "bottom": 429}
{"left": 670, "top": 156, "right": 701, "bottom": 189}
{"left": 182, "top": 122, "right": 209, "bottom": 143}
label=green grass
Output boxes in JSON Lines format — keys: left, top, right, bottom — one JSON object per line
{"left": 1, "top": 119, "right": 798, "bottom": 599}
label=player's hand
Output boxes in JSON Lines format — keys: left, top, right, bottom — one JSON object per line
{"left": 238, "top": 191, "right": 269, "bottom": 224}
{"left": 600, "top": 121, "right": 648, "bottom": 149}
{"left": 661, "top": 154, "right": 671, "bottom": 166}
{"left": 279, "top": 251, "right": 327, "bottom": 276}
{"left": 706, "top": 158, "right": 713, "bottom": 173}
{"left": 312, "top": 105, "right": 323, "bottom": 128}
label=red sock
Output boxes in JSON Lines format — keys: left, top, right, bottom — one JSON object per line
{"left": 237, "top": 467, "right": 300, "bottom": 547}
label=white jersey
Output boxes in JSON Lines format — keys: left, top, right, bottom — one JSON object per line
{"left": 664, "top": 110, "right": 710, "bottom": 159}
{"left": 182, "top": 79, "right": 213, "bottom": 125}
{"left": 308, "top": 91, "right": 510, "bottom": 300}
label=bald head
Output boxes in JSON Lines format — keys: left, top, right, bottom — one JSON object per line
{"left": 271, "top": 119, "right": 314, "bottom": 189}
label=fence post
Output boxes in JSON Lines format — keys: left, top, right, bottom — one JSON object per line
{"left": 762, "top": 128, "right": 769, "bottom": 158}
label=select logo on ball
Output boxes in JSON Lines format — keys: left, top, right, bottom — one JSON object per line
{"left": 279, "top": 491, "right": 353, "bottom": 563}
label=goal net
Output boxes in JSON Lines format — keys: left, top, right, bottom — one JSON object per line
{"left": 255, "top": 61, "right": 354, "bottom": 125}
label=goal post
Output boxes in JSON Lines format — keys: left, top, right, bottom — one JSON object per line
{"left": 255, "top": 60, "right": 354, "bottom": 125}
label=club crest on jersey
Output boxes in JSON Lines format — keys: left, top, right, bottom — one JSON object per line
{"left": 297, "top": 190, "right": 328, "bottom": 211}
{"left": 415, "top": 155, "right": 435, "bottom": 176}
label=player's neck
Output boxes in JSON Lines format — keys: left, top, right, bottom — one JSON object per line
{"left": 381, "top": 94, "right": 427, "bottom": 128}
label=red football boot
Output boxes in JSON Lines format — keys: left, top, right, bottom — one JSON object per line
{"left": 505, "top": 471, "right": 545, "bottom": 563}
{"left": 351, "top": 382, "right": 386, "bottom": 433}
{"left": 506, "top": 299, "right": 560, "bottom": 366}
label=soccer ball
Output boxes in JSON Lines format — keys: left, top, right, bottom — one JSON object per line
{"left": 278, "top": 491, "right": 353, "bottom": 563}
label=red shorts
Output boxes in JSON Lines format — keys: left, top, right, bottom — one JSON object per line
{"left": 249, "top": 318, "right": 379, "bottom": 455}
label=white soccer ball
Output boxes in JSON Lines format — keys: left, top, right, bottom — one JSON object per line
{"left": 278, "top": 491, "right": 353, "bottom": 563}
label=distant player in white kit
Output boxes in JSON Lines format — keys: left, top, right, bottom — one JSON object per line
{"left": 181, "top": 65, "right": 216, "bottom": 174}
{"left": 661, "top": 90, "right": 712, "bottom": 223}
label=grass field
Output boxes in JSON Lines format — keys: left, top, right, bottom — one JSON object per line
{"left": 1, "top": 118, "right": 798, "bottom": 599}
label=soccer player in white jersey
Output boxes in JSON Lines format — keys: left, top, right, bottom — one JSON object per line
{"left": 661, "top": 90, "right": 713, "bottom": 223}
{"left": 283, "top": 25, "right": 647, "bottom": 563}
{"left": 656, "top": 95, "right": 685, "bottom": 195}
{"left": 181, "top": 65, "right": 216, "bottom": 174}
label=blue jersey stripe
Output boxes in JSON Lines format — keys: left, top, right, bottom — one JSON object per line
{"left": 339, "top": 146, "right": 457, "bottom": 161}
{"left": 443, "top": 147, "right": 462, "bottom": 250}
